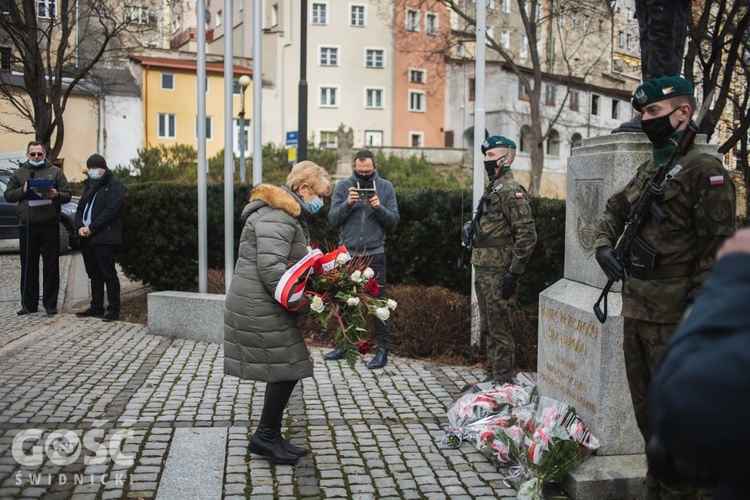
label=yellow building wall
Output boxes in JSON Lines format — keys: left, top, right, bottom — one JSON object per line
{"left": 143, "top": 68, "right": 252, "bottom": 159}
{"left": 0, "top": 89, "right": 98, "bottom": 183}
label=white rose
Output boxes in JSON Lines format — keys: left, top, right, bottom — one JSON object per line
{"left": 387, "top": 299, "right": 398, "bottom": 310}
{"left": 350, "top": 270, "right": 362, "bottom": 282}
{"left": 336, "top": 252, "right": 351, "bottom": 265}
{"left": 363, "top": 267, "right": 375, "bottom": 279}
{"left": 375, "top": 307, "right": 390, "bottom": 321}
{"left": 346, "top": 297, "right": 360, "bottom": 306}
{"left": 306, "top": 245, "right": 313, "bottom": 253}
{"left": 310, "top": 295, "right": 325, "bottom": 313}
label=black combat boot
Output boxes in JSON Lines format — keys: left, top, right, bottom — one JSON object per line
{"left": 323, "top": 347, "right": 344, "bottom": 360}
{"left": 367, "top": 347, "right": 388, "bottom": 369}
{"left": 249, "top": 426, "right": 299, "bottom": 464}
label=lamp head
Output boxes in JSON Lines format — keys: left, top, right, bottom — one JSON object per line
{"left": 238, "top": 75, "right": 251, "bottom": 88}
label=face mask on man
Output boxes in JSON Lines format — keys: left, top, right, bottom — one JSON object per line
{"left": 88, "top": 169, "right": 103, "bottom": 180}
{"left": 355, "top": 170, "right": 375, "bottom": 182}
{"left": 29, "top": 160, "right": 45, "bottom": 167}
{"left": 641, "top": 107, "right": 680, "bottom": 145}
{"left": 484, "top": 152, "right": 510, "bottom": 181}
{"left": 304, "top": 195, "right": 324, "bottom": 214}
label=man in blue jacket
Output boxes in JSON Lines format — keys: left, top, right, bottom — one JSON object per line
{"left": 74, "top": 154, "right": 126, "bottom": 321}
{"left": 324, "top": 149, "right": 400, "bottom": 368}
{"left": 649, "top": 227, "right": 750, "bottom": 499}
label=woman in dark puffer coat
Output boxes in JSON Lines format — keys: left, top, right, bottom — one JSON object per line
{"left": 224, "top": 161, "right": 332, "bottom": 464}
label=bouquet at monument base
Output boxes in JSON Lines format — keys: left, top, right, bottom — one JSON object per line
{"left": 443, "top": 380, "right": 599, "bottom": 500}
{"left": 281, "top": 245, "right": 396, "bottom": 368}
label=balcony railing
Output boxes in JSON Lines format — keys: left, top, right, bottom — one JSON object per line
{"left": 171, "top": 28, "right": 214, "bottom": 50}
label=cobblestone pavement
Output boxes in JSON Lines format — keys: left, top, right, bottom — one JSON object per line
{"left": 0, "top": 243, "right": 529, "bottom": 500}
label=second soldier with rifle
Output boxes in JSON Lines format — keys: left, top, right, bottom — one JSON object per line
{"left": 593, "top": 76, "right": 735, "bottom": 499}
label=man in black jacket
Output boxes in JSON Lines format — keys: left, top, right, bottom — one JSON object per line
{"left": 74, "top": 154, "right": 126, "bottom": 321}
{"left": 3, "top": 141, "right": 72, "bottom": 315}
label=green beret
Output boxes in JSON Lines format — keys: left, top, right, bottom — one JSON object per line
{"left": 632, "top": 76, "right": 693, "bottom": 112}
{"left": 481, "top": 135, "right": 517, "bottom": 154}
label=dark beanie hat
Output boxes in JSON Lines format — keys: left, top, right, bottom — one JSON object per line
{"left": 86, "top": 154, "right": 108, "bottom": 169}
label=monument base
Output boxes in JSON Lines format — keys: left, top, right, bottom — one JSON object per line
{"left": 562, "top": 454, "right": 647, "bottom": 500}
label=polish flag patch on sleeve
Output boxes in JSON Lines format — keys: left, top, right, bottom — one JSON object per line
{"left": 709, "top": 175, "right": 725, "bottom": 186}
{"left": 515, "top": 192, "right": 525, "bottom": 199}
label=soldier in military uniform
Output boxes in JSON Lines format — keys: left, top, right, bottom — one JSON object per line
{"left": 594, "top": 77, "right": 736, "bottom": 499}
{"left": 472, "top": 136, "right": 537, "bottom": 383}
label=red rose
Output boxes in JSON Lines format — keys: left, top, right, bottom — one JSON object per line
{"left": 357, "top": 340, "right": 372, "bottom": 355}
{"left": 364, "top": 280, "right": 380, "bottom": 296}
{"left": 313, "top": 261, "right": 324, "bottom": 275}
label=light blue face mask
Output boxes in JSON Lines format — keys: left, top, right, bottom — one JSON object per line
{"left": 305, "top": 195, "right": 324, "bottom": 214}
{"left": 88, "top": 169, "right": 102, "bottom": 180}
{"left": 29, "top": 160, "right": 45, "bottom": 167}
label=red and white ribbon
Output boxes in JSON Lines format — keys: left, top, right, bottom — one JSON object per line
{"left": 318, "top": 246, "right": 349, "bottom": 272}
{"left": 274, "top": 249, "right": 323, "bottom": 308}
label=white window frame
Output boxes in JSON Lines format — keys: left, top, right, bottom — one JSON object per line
{"left": 350, "top": 3, "right": 365, "bottom": 27}
{"left": 271, "top": 4, "right": 279, "bottom": 27}
{"left": 124, "top": 6, "right": 148, "bottom": 24}
{"left": 406, "top": 8, "right": 419, "bottom": 32}
{"left": 364, "top": 87, "right": 385, "bottom": 109}
{"left": 365, "top": 130, "right": 383, "bottom": 146}
{"left": 409, "top": 67, "right": 426, "bottom": 84}
{"left": 486, "top": 26, "right": 494, "bottom": 46}
{"left": 195, "top": 115, "right": 214, "bottom": 141}
{"left": 501, "top": 0, "right": 510, "bottom": 14}
{"left": 520, "top": 35, "right": 528, "bottom": 59}
{"left": 157, "top": 113, "right": 177, "bottom": 139}
{"left": 216, "top": 9, "right": 222, "bottom": 27}
{"left": 312, "top": 1, "right": 328, "bottom": 25}
{"left": 37, "top": 0, "right": 55, "bottom": 18}
{"left": 408, "top": 90, "right": 426, "bottom": 112}
{"left": 319, "top": 45, "right": 340, "bottom": 66}
{"left": 545, "top": 83, "right": 556, "bottom": 106}
{"left": 591, "top": 94, "right": 600, "bottom": 116}
{"left": 233, "top": 118, "right": 251, "bottom": 156}
{"left": 319, "top": 130, "right": 337, "bottom": 149}
{"left": 365, "top": 48, "right": 385, "bottom": 68}
{"left": 319, "top": 85, "right": 339, "bottom": 108}
{"left": 161, "top": 73, "right": 175, "bottom": 91}
{"left": 501, "top": 28, "right": 510, "bottom": 49}
{"left": 409, "top": 131, "right": 425, "bottom": 147}
{"left": 425, "top": 11, "right": 438, "bottom": 35}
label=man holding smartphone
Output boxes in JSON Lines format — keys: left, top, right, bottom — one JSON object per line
{"left": 325, "top": 149, "right": 400, "bottom": 368}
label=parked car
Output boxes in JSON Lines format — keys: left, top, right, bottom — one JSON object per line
{"left": 0, "top": 168, "right": 79, "bottom": 252}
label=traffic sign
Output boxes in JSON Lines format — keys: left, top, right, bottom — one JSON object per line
{"left": 286, "top": 131, "right": 298, "bottom": 146}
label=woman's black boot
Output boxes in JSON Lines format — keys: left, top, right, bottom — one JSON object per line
{"left": 280, "top": 437, "right": 308, "bottom": 457}
{"left": 249, "top": 426, "right": 299, "bottom": 464}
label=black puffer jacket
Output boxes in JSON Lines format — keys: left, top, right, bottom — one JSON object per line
{"left": 74, "top": 170, "right": 126, "bottom": 245}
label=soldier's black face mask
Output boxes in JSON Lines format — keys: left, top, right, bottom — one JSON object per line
{"left": 641, "top": 107, "right": 680, "bottom": 145}
{"left": 484, "top": 152, "right": 509, "bottom": 181}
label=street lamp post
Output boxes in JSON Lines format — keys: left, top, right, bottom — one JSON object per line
{"left": 238, "top": 74, "right": 251, "bottom": 183}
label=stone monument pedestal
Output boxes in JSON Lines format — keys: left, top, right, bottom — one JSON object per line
{"left": 537, "top": 133, "right": 718, "bottom": 498}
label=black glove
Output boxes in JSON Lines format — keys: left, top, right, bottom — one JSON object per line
{"left": 500, "top": 271, "right": 519, "bottom": 300}
{"left": 646, "top": 435, "right": 718, "bottom": 488}
{"left": 595, "top": 246, "right": 626, "bottom": 281}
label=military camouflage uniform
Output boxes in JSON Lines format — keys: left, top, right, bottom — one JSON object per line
{"left": 472, "top": 169, "right": 537, "bottom": 380}
{"left": 594, "top": 148, "right": 735, "bottom": 497}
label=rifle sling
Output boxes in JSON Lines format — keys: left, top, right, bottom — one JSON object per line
{"left": 629, "top": 262, "right": 692, "bottom": 280}
{"left": 473, "top": 236, "right": 513, "bottom": 248}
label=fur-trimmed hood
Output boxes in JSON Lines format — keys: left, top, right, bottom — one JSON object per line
{"left": 243, "top": 183, "right": 302, "bottom": 222}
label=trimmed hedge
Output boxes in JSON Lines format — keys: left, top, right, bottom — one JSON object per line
{"left": 119, "top": 183, "right": 565, "bottom": 305}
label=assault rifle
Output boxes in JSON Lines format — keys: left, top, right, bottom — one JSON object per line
{"left": 593, "top": 90, "right": 714, "bottom": 323}
{"left": 458, "top": 181, "right": 497, "bottom": 268}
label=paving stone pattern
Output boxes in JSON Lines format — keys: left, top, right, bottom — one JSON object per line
{"left": 0, "top": 247, "right": 526, "bottom": 499}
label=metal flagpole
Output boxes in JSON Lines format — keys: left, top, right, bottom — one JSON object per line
{"left": 223, "top": 0, "right": 234, "bottom": 292}
{"left": 197, "top": 0, "right": 208, "bottom": 293}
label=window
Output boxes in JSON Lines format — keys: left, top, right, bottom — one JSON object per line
{"left": 233, "top": 79, "right": 242, "bottom": 95}
{"left": 545, "top": 84, "right": 556, "bottom": 106}
{"left": 456, "top": 41, "right": 465, "bottom": 58}
{"left": 350, "top": 4, "right": 365, "bottom": 26}
{"left": 0, "top": 47, "right": 11, "bottom": 70}
{"left": 584, "top": 15, "right": 590, "bottom": 34}
{"left": 161, "top": 73, "right": 175, "bottom": 90}
{"left": 406, "top": 8, "right": 419, "bottom": 31}
{"left": 320, "top": 86, "right": 338, "bottom": 107}
{"left": 425, "top": 12, "right": 438, "bottom": 35}
{"left": 216, "top": 9, "right": 222, "bottom": 27}
{"left": 38, "top": 0, "right": 55, "bottom": 18}
{"left": 0, "top": 0, "right": 9, "bottom": 14}
{"left": 558, "top": 8, "right": 565, "bottom": 27}
{"left": 571, "top": 133, "right": 583, "bottom": 153}
{"left": 271, "top": 4, "right": 278, "bottom": 27}
{"left": 320, "top": 47, "right": 338, "bottom": 66}
{"left": 501, "top": 0, "right": 510, "bottom": 13}
{"left": 410, "top": 68, "right": 426, "bottom": 84}
{"left": 626, "top": 33, "right": 632, "bottom": 50}
{"left": 535, "top": 4, "right": 542, "bottom": 22}
{"left": 519, "top": 126, "right": 531, "bottom": 152}
{"left": 320, "top": 131, "right": 337, "bottom": 148}
{"left": 598, "top": 20, "right": 604, "bottom": 40}
{"left": 410, "top": 132, "right": 424, "bottom": 147}
{"left": 365, "top": 88, "right": 383, "bottom": 108}
{"left": 409, "top": 90, "right": 425, "bottom": 112}
{"left": 570, "top": 90, "right": 580, "bottom": 111}
{"left": 365, "top": 49, "right": 384, "bottom": 68}
{"left": 618, "top": 30, "right": 624, "bottom": 48}
{"left": 591, "top": 94, "right": 600, "bottom": 116}
{"left": 195, "top": 76, "right": 210, "bottom": 93}
{"left": 486, "top": 26, "right": 494, "bottom": 46}
{"left": 195, "top": 116, "right": 214, "bottom": 140}
{"left": 124, "top": 6, "right": 148, "bottom": 24}
{"left": 158, "top": 113, "right": 176, "bottom": 139}
{"left": 469, "top": 78, "right": 475, "bottom": 101}
{"left": 233, "top": 119, "right": 250, "bottom": 156}
{"left": 365, "top": 131, "right": 383, "bottom": 147}
{"left": 612, "top": 100, "right": 620, "bottom": 120}
{"left": 312, "top": 2, "right": 327, "bottom": 24}
{"left": 518, "top": 80, "right": 529, "bottom": 101}
{"left": 572, "top": 13, "right": 578, "bottom": 30}
{"left": 520, "top": 35, "right": 528, "bottom": 59}
{"left": 501, "top": 28, "right": 510, "bottom": 49}
{"left": 547, "top": 129, "right": 560, "bottom": 156}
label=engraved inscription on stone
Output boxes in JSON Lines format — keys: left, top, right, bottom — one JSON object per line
{"left": 575, "top": 180, "right": 602, "bottom": 251}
